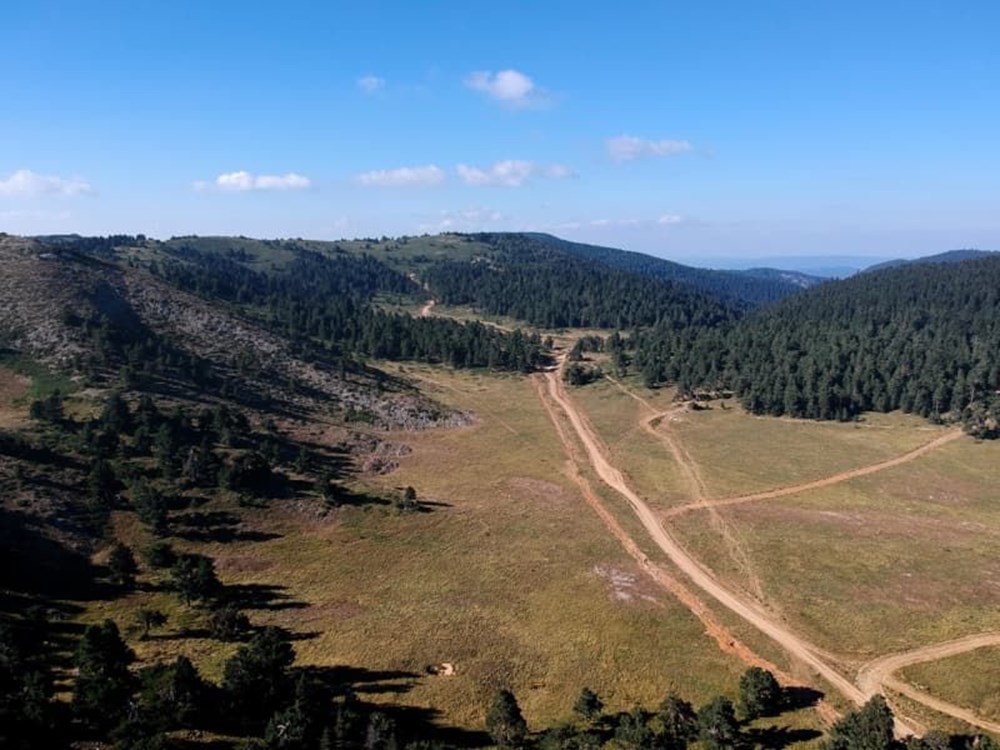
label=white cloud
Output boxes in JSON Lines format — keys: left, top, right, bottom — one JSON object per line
{"left": 576, "top": 215, "right": 686, "bottom": 229}
{"left": 464, "top": 69, "right": 544, "bottom": 108}
{"left": 355, "top": 165, "right": 445, "bottom": 187}
{"left": 606, "top": 135, "right": 694, "bottom": 162}
{"left": 357, "top": 74, "right": 385, "bottom": 94}
{"left": 456, "top": 160, "right": 575, "bottom": 187}
{"left": 195, "top": 171, "right": 312, "bottom": 192}
{"left": 0, "top": 169, "right": 94, "bottom": 197}
{"left": 417, "top": 206, "right": 505, "bottom": 233}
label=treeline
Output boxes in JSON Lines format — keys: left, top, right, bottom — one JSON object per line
{"left": 629, "top": 256, "right": 1000, "bottom": 434}
{"left": 6, "top": 606, "right": 991, "bottom": 750}
{"left": 153, "top": 244, "right": 549, "bottom": 372}
{"left": 424, "top": 234, "right": 737, "bottom": 330}
{"left": 523, "top": 232, "right": 815, "bottom": 307}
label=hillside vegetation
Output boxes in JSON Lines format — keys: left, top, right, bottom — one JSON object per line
{"left": 630, "top": 255, "right": 1000, "bottom": 435}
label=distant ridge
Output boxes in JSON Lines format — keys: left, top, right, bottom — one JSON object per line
{"left": 865, "top": 248, "right": 996, "bottom": 272}
{"left": 521, "top": 232, "right": 825, "bottom": 306}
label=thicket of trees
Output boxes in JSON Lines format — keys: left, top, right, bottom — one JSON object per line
{"left": 423, "top": 234, "right": 737, "bottom": 330}
{"left": 521, "top": 232, "right": 814, "bottom": 307}
{"left": 629, "top": 256, "right": 1000, "bottom": 434}
{"left": 154, "top": 243, "right": 549, "bottom": 372}
{"left": 14, "top": 614, "right": 990, "bottom": 750}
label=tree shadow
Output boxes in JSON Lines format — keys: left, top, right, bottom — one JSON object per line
{"left": 0, "top": 507, "right": 103, "bottom": 601}
{"left": 224, "top": 583, "right": 308, "bottom": 612}
{"left": 308, "top": 665, "right": 420, "bottom": 696}
{"left": 745, "top": 725, "right": 823, "bottom": 749}
{"left": 782, "top": 686, "right": 824, "bottom": 712}
{"left": 171, "top": 510, "right": 282, "bottom": 543}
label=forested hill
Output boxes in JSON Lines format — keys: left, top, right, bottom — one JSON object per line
{"left": 521, "top": 233, "right": 825, "bottom": 306}
{"left": 632, "top": 254, "right": 1000, "bottom": 435}
{"left": 421, "top": 232, "right": 738, "bottom": 329}
{"left": 864, "top": 248, "right": 996, "bottom": 273}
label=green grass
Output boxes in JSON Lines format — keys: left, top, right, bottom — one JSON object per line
{"left": 901, "top": 647, "right": 1000, "bottom": 724}
{"left": 669, "top": 437, "right": 1000, "bottom": 661}
{"left": 83, "top": 366, "right": 753, "bottom": 732}
{"left": 0, "top": 352, "right": 75, "bottom": 400}
{"left": 668, "top": 405, "right": 935, "bottom": 499}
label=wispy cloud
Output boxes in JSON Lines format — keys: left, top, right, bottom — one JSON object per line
{"left": 464, "top": 69, "right": 546, "bottom": 108}
{"left": 194, "top": 171, "right": 312, "bottom": 192}
{"left": 418, "top": 206, "right": 505, "bottom": 233}
{"left": 355, "top": 165, "right": 445, "bottom": 187}
{"left": 606, "top": 135, "right": 694, "bottom": 162}
{"left": 456, "top": 160, "right": 575, "bottom": 187}
{"left": 0, "top": 169, "right": 94, "bottom": 197}
{"left": 356, "top": 74, "right": 385, "bottom": 94}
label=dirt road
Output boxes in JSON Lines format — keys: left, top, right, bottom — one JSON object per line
{"left": 857, "top": 635, "right": 1000, "bottom": 734}
{"left": 664, "top": 429, "right": 963, "bottom": 518}
{"left": 418, "top": 299, "right": 436, "bottom": 318}
{"left": 540, "top": 367, "right": 886, "bottom": 716}
{"left": 569, "top": 371, "right": 1000, "bottom": 734}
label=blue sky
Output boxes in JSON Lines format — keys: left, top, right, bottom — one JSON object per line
{"left": 2, "top": 1, "right": 999, "bottom": 264}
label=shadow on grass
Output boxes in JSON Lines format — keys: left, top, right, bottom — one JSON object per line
{"left": 745, "top": 725, "right": 823, "bottom": 749}
{"left": 783, "top": 686, "right": 824, "bottom": 712}
{"left": 171, "top": 510, "right": 282, "bottom": 544}
{"left": 225, "top": 583, "right": 308, "bottom": 612}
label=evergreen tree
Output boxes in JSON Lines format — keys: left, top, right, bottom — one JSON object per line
{"left": 697, "top": 697, "right": 742, "bottom": 750}
{"left": 737, "top": 667, "right": 782, "bottom": 720}
{"left": 222, "top": 627, "right": 295, "bottom": 732}
{"left": 73, "top": 620, "right": 135, "bottom": 733}
{"left": 823, "top": 695, "right": 897, "bottom": 750}
{"left": 486, "top": 689, "right": 528, "bottom": 748}
{"left": 108, "top": 542, "right": 139, "bottom": 588}
{"left": 573, "top": 687, "right": 604, "bottom": 723}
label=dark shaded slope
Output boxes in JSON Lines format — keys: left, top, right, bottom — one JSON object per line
{"left": 521, "top": 233, "right": 825, "bottom": 306}
{"left": 424, "top": 232, "right": 738, "bottom": 329}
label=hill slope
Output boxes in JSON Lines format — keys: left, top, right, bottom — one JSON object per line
{"left": 632, "top": 254, "right": 1000, "bottom": 435}
{"left": 523, "top": 233, "right": 825, "bottom": 305}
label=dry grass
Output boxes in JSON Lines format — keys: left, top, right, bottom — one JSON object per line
{"left": 669, "top": 437, "right": 1000, "bottom": 661}
{"left": 901, "top": 646, "right": 1000, "bottom": 724}
{"left": 83, "top": 366, "right": 752, "bottom": 731}
{"left": 666, "top": 404, "right": 936, "bottom": 499}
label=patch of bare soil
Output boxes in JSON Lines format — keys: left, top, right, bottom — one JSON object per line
{"left": 593, "top": 563, "right": 660, "bottom": 604}
{"left": 506, "top": 477, "right": 574, "bottom": 508}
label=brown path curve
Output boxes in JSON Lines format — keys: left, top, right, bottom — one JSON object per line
{"left": 857, "top": 634, "right": 1000, "bottom": 734}
{"left": 539, "top": 365, "right": 900, "bottom": 725}
{"left": 418, "top": 299, "right": 436, "bottom": 318}
{"left": 530, "top": 374, "right": 842, "bottom": 727}
{"left": 665, "top": 429, "right": 963, "bottom": 518}
{"left": 602, "top": 372, "right": 1000, "bottom": 734}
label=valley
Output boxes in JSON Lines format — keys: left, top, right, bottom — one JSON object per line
{"left": 1, "top": 232, "right": 998, "bottom": 749}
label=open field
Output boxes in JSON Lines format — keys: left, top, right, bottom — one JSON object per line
{"left": 48, "top": 344, "right": 1000, "bottom": 739}
{"left": 81, "top": 365, "right": 753, "bottom": 732}
{"left": 900, "top": 646, "right": 1000, "bottom": 724}
{"left": 550, "top": 368, "right": 1000, "bottom": 736}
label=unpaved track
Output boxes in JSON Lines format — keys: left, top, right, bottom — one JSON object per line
{"left": 539, "top": 367, "right": 890, "bottom": 721}
{"left": 857, "top": 635, "right": 1000, "bottom": 735}
{"left": 595, "top": 372, "right": 1000, "bottom": 734}
{"left": 418, "top": 299, "right": 436, "bottom": 318}
{"left": 665, "top": 429, "right": 963, "bottom": 518}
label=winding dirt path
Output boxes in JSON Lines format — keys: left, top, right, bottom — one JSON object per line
{"left": 538, "top": 365, "right": 893, "bottom": 724}
{"left": 857, "top": 635, "right": 1000, "bottom": 735}
{"left": 597, "top": 373, "right": 1000, "bottom": 734}
{"left": 664, "top": 429, "right": 963, "bottom": 518}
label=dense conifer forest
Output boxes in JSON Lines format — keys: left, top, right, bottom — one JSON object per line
{"left": 422, "top": 234, "right": 738, "bottom": 329}
{"left": 629, "top": 256, "right": 1000, "bottom": 435}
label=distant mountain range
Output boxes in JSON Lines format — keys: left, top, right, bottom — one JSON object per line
{"left": 864, "top": 249, "right": 997, "bottom": 273}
